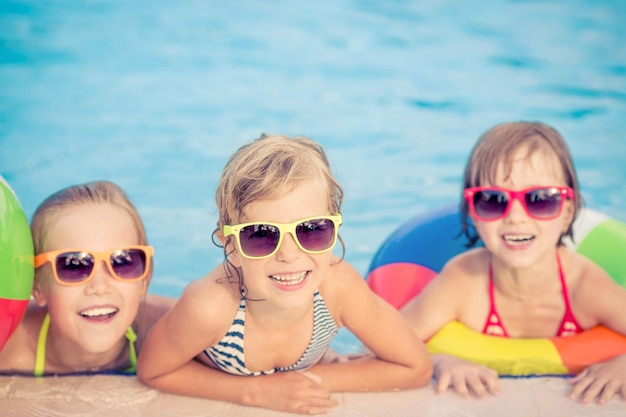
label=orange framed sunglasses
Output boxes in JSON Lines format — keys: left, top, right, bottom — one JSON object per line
{"left": 34, "top": 245, "right": 154, "bottom": 286}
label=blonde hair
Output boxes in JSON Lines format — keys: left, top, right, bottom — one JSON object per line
{"left": 30, "top": 180, "right": 152, "bottom": 283}
{"left": 215, "top": 134, "right": 344, "bottom": 228}
{"left": 461, "top": 121, "right": 582, "bottom": 247}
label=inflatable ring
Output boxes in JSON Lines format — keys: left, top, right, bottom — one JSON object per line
{"left": 367, "top": 205, "right": 626, "bottom": 376}
{"left": 0, "top": 176, "right": 34, "bottom": 350}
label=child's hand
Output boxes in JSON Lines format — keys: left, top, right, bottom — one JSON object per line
{"left": 433, "top": 354, "right": 500, "bottom": 399}
{"left": 568, "top": 354, "right": 626, "bottom": 404}
{"left": 251, "top": 371, "right": 337, "bottom": 414}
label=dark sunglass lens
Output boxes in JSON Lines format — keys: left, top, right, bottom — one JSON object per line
{"left": 56, "top": 252, "right": 95, "bottom": 283}
{"left": 239, "top": 224, "right": 280, "bottom": 257}
{"left": 296, "top": 218, "right": 336, "bottom": 252}
{"left": 110, "top": 249, "right": 147, "bottom": 279}
{"left": 474, "top": 190, "right": 508, "bottom": 219}
{"left": 526, "top": 188, "right": 561, "bottom": 218}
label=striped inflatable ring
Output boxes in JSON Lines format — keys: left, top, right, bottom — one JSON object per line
{"left": 366, "top": 205, "right": 626, "bottom": 376}
{"left": 0, "top": 176, "right": 34, "bottom": 350}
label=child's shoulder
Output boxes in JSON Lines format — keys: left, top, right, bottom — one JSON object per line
{"left": 561, "top": 247, "right": 617, "bottom": 291}
{"left": 440, "top": 247, "right": 490, "bottom": 281}
{"left": 175, "top": 267, "right": 240, "bottom": 318}
{"left": 323, "top": 258, "right": 365, "bottom": 290}
{"left": 328, "top": 256, "right": 360, "bottom": 275}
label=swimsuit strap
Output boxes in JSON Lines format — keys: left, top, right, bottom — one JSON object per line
{"left": 277, "top": 290, "right": 337, "bottom": 372}
{"left": 483, "top": 253, "right": 584, "bottom": 339}
{"left": 34, "top": 312, "right": 138, "bottom": 376}
{"left": 555, "top": 252, "right": 584, "bottom": 337}
{"left": 123, "top": 325, "right": 138, "bottom": 374}
{"left": 203, "top": 298, "right": 249, "bottom": 375}
{"left": 556, "top": 253, "right": 571, "bottom": 310}
{"left": 482, "top": 263, "right": 509, "bottom": 337}
{"left": 34, "top": 313, "right": 51, "bottom": 377}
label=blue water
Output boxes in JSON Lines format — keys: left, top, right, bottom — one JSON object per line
{"left": 1, "top": 0, "right": 625, "bottom": 353}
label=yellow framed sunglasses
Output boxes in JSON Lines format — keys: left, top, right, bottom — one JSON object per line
{"left": 223, "top": 215, "right": 342, "bottom": 259}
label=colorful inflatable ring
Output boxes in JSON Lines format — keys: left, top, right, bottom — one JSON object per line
{"left": 366, "top": 205, "right": 626, "bottom": 376}
{"left": 0, "top": 176, "right": 34, "bottom": 350}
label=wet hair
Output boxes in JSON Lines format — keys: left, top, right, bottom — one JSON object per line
{"left": 460, "top": 121, "right": 582, "bottom": 247}
{"left": 215, "top": 134, "right": 344, "bottom": 227}
{"left": 213, "top": 134, "right": 345, "bottom": 296}
{"left": 30, "top": 180, "right": 152, "bottom": 284}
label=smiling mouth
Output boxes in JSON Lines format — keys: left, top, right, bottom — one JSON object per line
{"left": 79, "top": 307, "right": 118, "bottom": 319}
{"left": 269, "top": 271, "right": 308, "bottom": 286}
{"left": 503, "top": 234, "right": 535, "bottom": 245}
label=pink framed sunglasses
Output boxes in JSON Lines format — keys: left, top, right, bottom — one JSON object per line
{"left": 464, "top": 186, "right": 574, "bottom": 221}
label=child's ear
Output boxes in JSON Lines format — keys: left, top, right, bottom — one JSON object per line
{"left": 215, "top": 229, "right": 227, "bottom": 246}
{"left": 216, "top": 230, "right": 242, "bottom": 268}
{"left": 31, "top": 278, "right": 48, "bottom": 307}
{"left": 561, "top": 200, "right": 575, "bottom": 233}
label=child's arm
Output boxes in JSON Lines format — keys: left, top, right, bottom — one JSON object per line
{"left": 136, "top": 277, "right": 337, "bottom": 415}
{"left": 568, "top": 255, "right": 626, "bottom": 404}
{"left": 144, "top": 357, "right": 337, "bottom": 414}
{"left": 307, "top": 261, "right": 433, "bottom": 391}
{"left": 400, "top": 250, "right": 481, "bottom": 340}
{"left": 400, "top": 251, "right": 501, "bottom": 399}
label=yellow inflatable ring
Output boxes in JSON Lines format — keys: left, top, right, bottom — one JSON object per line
{"left": 366, "top": 206, "right": 626, "bottom": 376}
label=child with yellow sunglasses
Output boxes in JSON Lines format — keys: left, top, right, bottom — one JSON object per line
{"left": 137, "top": 134, "right": 432, "bottom": 415}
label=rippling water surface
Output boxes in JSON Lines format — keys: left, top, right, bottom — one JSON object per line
{"left": 1, "top": 0, "right": 625, "bottom": 352}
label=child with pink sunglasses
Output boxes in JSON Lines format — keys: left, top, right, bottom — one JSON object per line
{"left": 402, "top": 121, "right": 626, "bottom": 404}
{"left": 137, "top": 134, "right": 433, "bottom": 415}
{"left": 0, "top": 181, "right": 174, "bottom": 375}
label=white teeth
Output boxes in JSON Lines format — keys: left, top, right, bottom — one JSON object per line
{"left": 80, "top": 307, "right": 118, "bottom": 317}
{"left": 503, "top": 235, "right": 534, "bottom": 245}
{"left": 270, "top": 271, "right": 307, "bottom": 286}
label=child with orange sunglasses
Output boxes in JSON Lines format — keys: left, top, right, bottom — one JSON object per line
{"left": 401, "top": 121, "right": 626, "bottom": 404}
{"left": 0, "top": 180, "right": 174, "bottom": 375}
{"left": 137, "top": 134, "right": 432, "bottom": 415}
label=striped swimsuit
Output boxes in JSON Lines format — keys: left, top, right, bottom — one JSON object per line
{"left": 204, "top": 290, "right": 338, "bottom": 376}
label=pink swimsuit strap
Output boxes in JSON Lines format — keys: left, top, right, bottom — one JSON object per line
{"left": 482, "top": 253, "right": 583, "bottom": 338}
{"left": 482, "top": 263, "right": 509, "bottom": 337}
{"left": 554, "top": 253, "right": 584, "bottom": 337}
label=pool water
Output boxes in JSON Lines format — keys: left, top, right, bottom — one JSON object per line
{"left": 1, "top": 0, "right": 625, "bottom": 353}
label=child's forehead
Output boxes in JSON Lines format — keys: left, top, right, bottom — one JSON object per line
{"left": 44, "top": 203, "right": 136, "bottom": 244}
{"left": 491, "top": 146, "right": 565, "bottom": 185}
{"left": 58, "top": 202, "right": 129, "bottom": 221}
{"left": 239, "top": 180, "right": 330, "bottom": 221}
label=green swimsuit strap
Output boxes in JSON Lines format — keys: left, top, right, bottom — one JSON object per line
{"left": 124, "top": 325, "right": 138, "bottom": 374}
{"left": 34, "top": 313, "right": 138, "bottom": 376}
{"left": 34, "top": 313, "right": 51, "bottom": 377}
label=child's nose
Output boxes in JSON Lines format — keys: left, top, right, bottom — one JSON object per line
{"left": 85, "top": 260, "right": 114, "bottom": 294}
{"left": 275, "top": 233, "right": 301, "bottom": 261}
{"left": 507, "top": 197, "right": 528, "bottom": 220}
